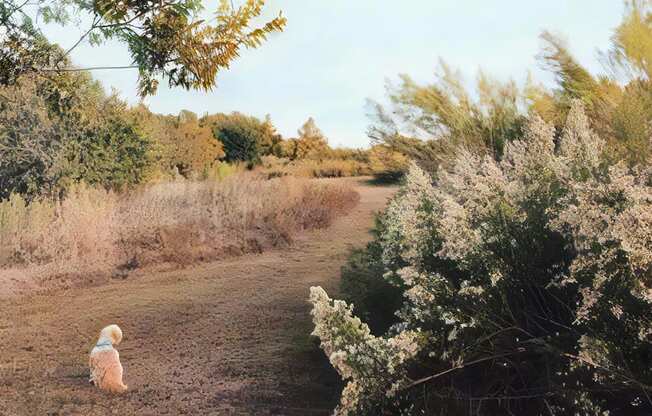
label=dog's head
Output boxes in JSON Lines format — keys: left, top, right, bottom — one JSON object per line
{"left": 99, "top": 324, "right": 123, "bottom": 346}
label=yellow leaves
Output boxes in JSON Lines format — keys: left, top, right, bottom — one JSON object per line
{"left": 93, "top": 0, "right": 287, "bottom": 96}
{"left": 175, "top": 0, "right": 285, "bottom": 91}
{"left": 140, "top": 109, "right": 225, "bottom": 177}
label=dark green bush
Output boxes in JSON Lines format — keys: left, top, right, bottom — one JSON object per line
{"left": 340, "top": 219, "right": 404, "bottom": 335}
{"left": 0, "top": 74, "right": 152, "bottom": 199}
{"left": 203, "top": 112, "right": 281, "bottom": 166}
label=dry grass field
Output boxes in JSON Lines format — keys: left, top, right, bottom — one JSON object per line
{"left": 0, "top": 178, "right": 396, "bottom": 415}
{"left": 0, "top": 175, "right": 358, "bottom": 296}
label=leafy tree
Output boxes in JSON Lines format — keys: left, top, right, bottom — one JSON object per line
{"left": 0, "top": 72, "right": 152, "bottom": 198}
{"left": 130, "top": 107, "right": 224, "bottom": 177}
{"left": 0, "top": 2, "right": 63, "bottom": 86}
{"left": 259, "top": 114, "right": 284, "bottom": 157}
{"left": 172, "top": 112, "right": 224, "bottom": 176}
{"left": 295, "top": 117, "right": 331, "bottom": 160}
{"left": 65, "top": 108, "right": 150, "bottom": 190}
{"left": 0, "top": 77, "right": 62, "bottom": 197}
{"left": 203, "top": 112, "right": 277, "bottom": 166}
{"left": 0, "top": 0, "right": 286, "bottom": 95}
{"left": 277, "top": 137, "right": 300, "bottom": 160}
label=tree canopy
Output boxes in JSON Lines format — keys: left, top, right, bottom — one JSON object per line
{"left": 294, "top": 117, "right": 330, "bottom": 160}
{"left": 203, "top": 112, "right": 279, "bottom": 166}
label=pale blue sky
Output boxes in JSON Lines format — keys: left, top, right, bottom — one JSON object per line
{"left": 42, "top": 1, "right": 624, "bottom": 148}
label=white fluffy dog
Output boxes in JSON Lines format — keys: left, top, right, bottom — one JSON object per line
{"left": 89, "top": 324, "right": 128, "bottom": 393}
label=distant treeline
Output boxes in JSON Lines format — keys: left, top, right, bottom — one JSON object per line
{"left": 0, "top": 71, "right": 406, "bottom": 200}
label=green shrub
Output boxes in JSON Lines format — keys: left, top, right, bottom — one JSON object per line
{"left": 64, "top": 113, "right": 151, "bottom": 190}
{"left": 340, "top": 221, "right": 403, "bottom": 335}
{"left": 0, "top": 74, "right": 152, "bottom": 198}
{"left": 203, "top": 112, "right": 281, "bottom": 166}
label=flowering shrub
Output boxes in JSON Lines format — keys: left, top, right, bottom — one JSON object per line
{"left": 310, "top": 287, "right": 422, "bottom": 415}
{"left": 310, "top": 101, "right": 652, "bottom": 415}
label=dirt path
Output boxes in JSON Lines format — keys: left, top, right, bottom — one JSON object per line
{"left": 0, "top": 178, "right": 395, "bottom": 416}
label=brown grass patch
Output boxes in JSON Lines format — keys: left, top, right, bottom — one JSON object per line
{"left": 0, "top": 174, "right": 359, "bottom": 293}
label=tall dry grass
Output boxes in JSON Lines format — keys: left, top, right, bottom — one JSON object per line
{"left": 0, "top": 174, "right": 359, "bottom": 290}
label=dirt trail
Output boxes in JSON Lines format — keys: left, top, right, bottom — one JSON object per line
{"left": 0, "top": 178, "right": 395, "bottom": 416}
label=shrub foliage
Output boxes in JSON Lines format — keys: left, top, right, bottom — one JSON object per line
{"left": 0, "top": 74, "right": 151, "bottom": 199}
{"left": 310, "top": 101, "right": 652, "bottom": 415}
{"left": 340, "top": 219, "right": 403, "bottom": 335}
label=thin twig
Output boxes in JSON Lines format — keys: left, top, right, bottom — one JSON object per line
{"left": 60, "top": 15, "right": 100, "bottom": 60}
{"left": 404, "top": 349, "right": 526, "bottom": 390}
{"left": 469, "top": 392, "right": 555, "bottom": 401}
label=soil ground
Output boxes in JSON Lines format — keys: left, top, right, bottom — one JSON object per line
{"left": 0, "top": 178, "right": 396, "bottom": 416}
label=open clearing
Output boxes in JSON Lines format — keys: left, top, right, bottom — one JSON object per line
{"left": 0, "top": 178, "right": 395, "bottom": 416}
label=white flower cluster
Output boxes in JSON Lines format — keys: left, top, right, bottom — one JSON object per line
{"left": 553, "top": 161, "right": 652, "bottom": 309}
{"left": 381, "top": 162, "right": 437, "bottom": 268}
{"left": 309, "top": 286, "right": 421, "bottom": 415}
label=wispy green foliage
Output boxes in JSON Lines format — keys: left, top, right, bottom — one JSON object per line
{"left": 535, "top": 3, "right": 652, "bottom": 165}
{"left": 608, "top": 0, "right": 652, "bottom": 79}
{"left": 373, "top": 2, "right": 652, "bottom": 171}
{"left": 368, "top": 61, "right": 526, "bottom": 171}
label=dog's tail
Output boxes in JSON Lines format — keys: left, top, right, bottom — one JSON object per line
{"left": 113, "top": 381, "right": 128, "bottom": 394}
